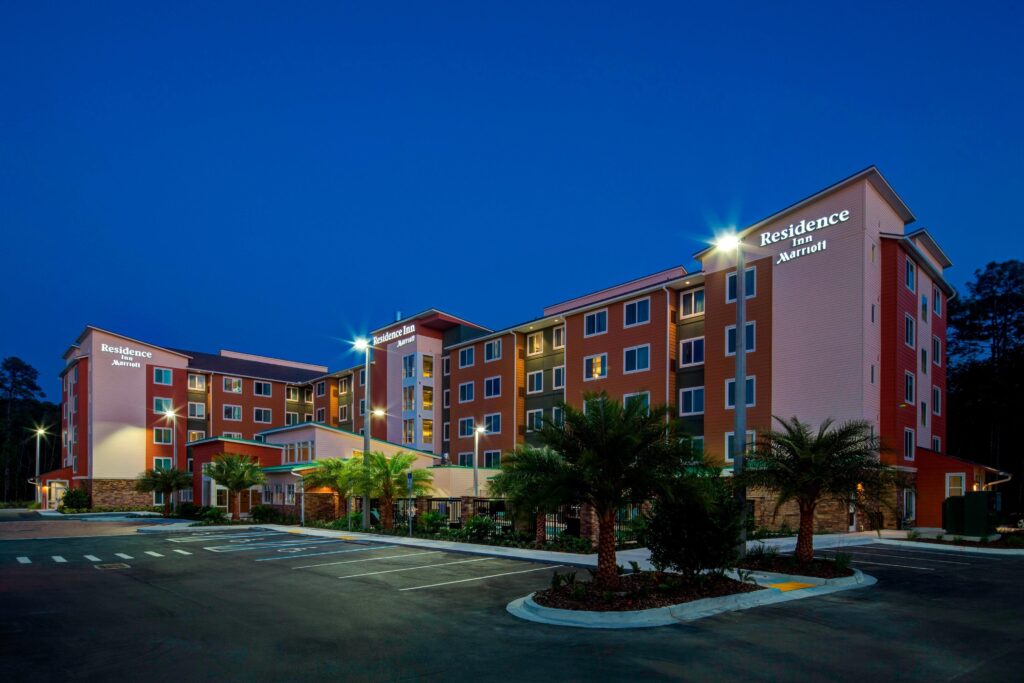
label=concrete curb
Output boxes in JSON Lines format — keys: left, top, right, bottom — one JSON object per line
{"left": 873, "top": 538, "right": 1024, "bottom": 556}
{"left": 137, "top": 524, "right": 265, "bottom": 533}
{"left": 506, "top": 569, "right": 875, "bottom": 629}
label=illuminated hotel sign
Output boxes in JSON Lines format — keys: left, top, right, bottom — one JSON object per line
{"left": 100, "top": 343, "right": 153, "bottom": 369}
{"left": 760, "top": 210, "right": 850, "bottom": 265}
{"left": 373, "top": 324, "right": 416, "bottom": 348}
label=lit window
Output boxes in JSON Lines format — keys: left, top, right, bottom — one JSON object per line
{"left": 584, "top": 310, "right": 608, "bottom": 337}
{"left": 526, "top": 333, "right": 543, "bottom": 356}
{"left": 624, "top": 298, "right": 650, "bottom": 327}
{"left": 946, "top": 473, "right": 965, "bottom": 498}
{"left": 224, "top": 377, "right": 242, "bottom": 394}
{"left": 422, "top": 386, "right": 433, "bottom": 410}
{"left": 680, "top": 288, "right": 705, "bottom": 318}
{"left": 422, "top": 419, "right": 433, "bottom": 442}
{"left": 623, "top": 345, "right": 650, "bottom": 373}
{"left": 187, "top": 430, "right": 205, "bottom": 442}
{"left": 188, "top": 374, "right": 206, "bottom": 391}
{"left": 153, "top": 397, "right": 173, "bottom": 414}
{"left": 680, "top": 387, "right": 705, "bottom": 416}
{"left": 422, "top": 355, "right": 434, "bottom": 378}
{"left": 584, "top": 354, "right": 607, "bottom": 380}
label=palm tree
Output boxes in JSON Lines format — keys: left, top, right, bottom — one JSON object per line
{"left": 488, "top": 445, "right": 567, "bottom": 545}
{"left": 521, "top": 393, "right": 694, "bottom": 589}
{"left": 357, "top": 451, "right": 433, "bottom": 529}
{"left": 302, "top": 457, "right": 363, "bottom": 518}
{"left": 205, "top": 453, "right": 267, "bottom": 521}
{"left": 135, "top": 467, "right": 193, "bottom": 517}
{"left": 737, "top": 416, "right": 901, "bottom": 563}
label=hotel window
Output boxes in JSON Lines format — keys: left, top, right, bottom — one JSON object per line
{"left": 921, "top": 348, "right": 928, "bottom": 369}
{"left": 459, "top": 381, "right": 474, "bottom": 403}
{"left": 552, "top": 406, "right": 564, "bottom": 426}
{"left": 224, "top": 377, "right": 242, "bottom": 394}
{"left": 724, "top": 430, "right": 756, "bottom": 464}
{"left": 262, "top": 486, "right": 272, "bottom": 504}
{"left": 921, "top": 295, "right": 929, "bottom": 322}
{"left": 623, "top": 344, "right": 650, "bottom": 373}
{"left": 932, "top": 386, "right": 941, "bottom": 415}
{"left": 274, "top": 484, "right": 284, "bottom": 505}
{"left": 153, "top": 427, "right": 173, "bottom": 445}
{"left": 304, "top": 414, "right": 313, "bottom": 422}
{"left": 679, "top": 338, "right": 705, "bottom": 367}
{"left": 339, "top": 404, "right": 349, "bottom": 422}
{"left": 870, "top": 365, "right": 876, "bottom": 384}
{"left": 188, "top": 374, "right": 206, "bottom": 391}
{"left": 726, "top": 267, "right": 756, "bottom": 302}
{"left": 459, "top": 347, "right": 475, "bottom": 368}
{"left": 443, "top": 389, "right": 450, "bottom": 408}
{"left": 443, "top": 422, "right": 450, "bottom": 441}
{"left": 584, "top": 353, "right": 607, "bottom": 380}
{"left": 286, "top": 484, "right": 296, "bottom": 505}
{"left": 903, "top": 489, "right": 916, "bottom": 520}
{"left": 187, "top": 430, "right": 205, "bottom": 442}
{"left": 154, "top": 368, "right": 173, "bottom": 385}
{"left": 286, "top": 411, "right": 299, "bottom": 425}
{"left": 932, "top": 436, "right": 941, "bottom": 452}
{"left": 337, "top": 378, "right": 350, "bottom": 396}
{"left": 154, "top": 457, "right": 172, "bottom": 472}
{"left": 458, "top": 418, "right": 474, "bottom": 437}
{"left": 905, "top": 372, "right": 915, "bottom": 404}
{"left": 680, "top": 387, "right": 705, "bottom": 416}
{"left": 254, "top": 408, "right": 272, "bottom": 424}
{"left": 624, "top": 391, "right": 650, "bottom": 414}
{"left": 304, "top": 388, "right": 313, "bottom": 402}
{"left": 905, "top": 257, "right": 916, "bottom": 292}
{"left": 72, "top": 366, "right": 78, "bottom": 383}
{"left": 904, "top": 428, "right": 915, "bottom": 461}
{"left": 921, "top": 401, "right": 928, "bottom": 426}
{"left": 188, "top": 401, "right": 205, "bottom": 418}
{"left": 316, "top": 407, "right": 326, "bottom": 423}
{"left": 624, "top": 297, "right": 650, "bottom": 327}
{"left": 904, "top": 314, "right": 915, "bottom": 347}
{"left": 153, "top": 397, "right": 173, "bottom": 414}
{"left": 485, "top": 339, "right": 502, "bottom": 362}
{"left": 690, "top": 436, "right": 704, "bottom": 456}
{"left": 315, "top": 381, "right": 326, "bottom": 397}
{"left": 584, "top": 310, "right": 608, "bottom": 337}
{"left": 403, "top": 419, "right": 415, "bottom": 445}
{"left": 403, "top": 386, "right": 415, "bottom": 411}
{"left": 680, "top": 288, "right": 705, "bottom": 318}
{"left": 552, "top": 365, "right": 565, "bottom": 390}
{"left": 726, "top": 322, "right": 756, "bottom": 355}
{"left": 527, "top": 371, "right": 543, "bottom": 394}
{"left": 553, "top": 325, "right": 565, "bottom": 349}
{"left": 286, "top": 386, "right": 299, "bottom": 401}
{"left": 442, "top": 357, "right": 450, "bottom": 376}
{"left": 933, "top": 286, "right": 942, "bottom": 316}
{"left": 422, "top": 418, "right": 433, "bottom": 442}
{"left": 526, "top": 332, "right": 543, "bottom": 356}
{"left": 223, "top": 405, "right": 242, "bottom": 421}
{"left": 484, "top": 450, "right": 501, "bottom": 468}
{"left": 359, "top": 370, "right": 365, "bottom": 386}
{"left": 403, "top": 354, "right": 416, "bottom": 379}
{"left": 254, "top": 381, "right": 272, "bottom": 397}
{"left": 484, "top": 376, "right": 501, "bottom": 398}
{"left": 946, "top": 473, "right": 965, "bottom": 498}
{"left": 422, "top": 386, "right": 434, "bottom": 410}
{"left": 422, "top": 355, "right": 434, "bottom": 378}
{"left": 932, "top": 337, "right": 941, "bottom": 366}
{"left": 458, "top": 452, "right": 473, "bottom": 467}
{"left": 871, "top": 303, "right": 876, "bottom": 323}
{"left": 725, "top": 377, "right": 756, "bottom": 409}
{"left": 484, "top": 413, "right": 501, "bottom": 434}
{"left": 526, "top": 409, "right": 543, "bottom": 432}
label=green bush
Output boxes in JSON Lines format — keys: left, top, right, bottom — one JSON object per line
{"left": 199, "top": 508, "right": 228, "bottom": 525}
{"left": 175, "top": 502, "right": 200, "bottom": 519}
{"left": 27, "top": 501, "right": 41, "bottom": 510}
{"left": 59, "top": 488, "right": 90, "bottom": 511}
{"left": 544, "top": 534, "right": 594, "bottom": 553}
{"left": 417, "top": 511, "right": 445, "bottom": 534}
{"left": 250, "top": 505, "right": 281, "bottom": 523}
{"left": 638, "top": 475, "right": 743, "bottom": 578}
{"left": 459, "top": 515, "right": 496, "bottom": 542}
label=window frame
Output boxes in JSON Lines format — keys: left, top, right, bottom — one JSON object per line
{"left": 932, "top": 386, "right": 941, "bottom": 415}
{"left": 552, "top": 325, "right": 566, "bottom": 349}
{"left": 459, "top": 347, "right": 475, "bottom": 369}
{"left": 904, "top": 314, "right": 915, "bottom": 348}
{"left": 153, "top": 368, "right": 173, "bottom": 386}
{"left": 188, "top": 373, "right": 206, "bottom": 391}
{"left": 583, "top": 353, "right": 608, "bottom": 381}
{"left": 623, "top": 344, "right": 650, "bottom": 374}
{"left": 254, "top": 407, "right": 272, "bottom": 424}
{"left": 945, "top": 472, "right": 966, "bottom": 498}
{"left": 679, "top": 386, "right": 705, "bottom": 416}
{"left": 483, "top": 450, "right": 501, "bottom": 468}
{"left": 526, "top": 332, "right": 544, "bottom": 357}
{"left": 725, "top": 321, "right": 756, "bottom": 356}
{"left": 458, "top": 381, "right": 475, "bottom": 403}
{"left": 484, "top": 339, "right": 502, "bottom": 362}
{"left": 458, "top": 417, "right": 474, "bottom": 438}
{"left": 725, "top": 376, "right": 756, "bottom": 409}
{"left": 525, "top": 409, "right": 544, "bottom": 433}
{"left": 726, "top": 267, "right": 756, "bottom": 303}
{"left": 222, "top": 404, "right": 242, "bottom": 422}
{"left": 904, "top": 428, "right": 915, "bottom": 461}
{"left": 223, "top": 376, "right": 242, "bottom": 394}
{"left": 679, "top": 337, "right": 705, "bottom": 368}
{"left": 680, "top": 287, "right": 706, "bottom": 318}
{"left": 153, "top": 397, "right": 173, "bottom": 415}
{"left": 583, "top": 309, "right": 608, "bottom": 338}
{"left": 623, "top": 296, "right": 651, "bottom": 328}
{"left": 254, "top": 381, "right": 272, "bottom": 397}
{"left": 483, "top": 412, "right": 501, "bottom": 435}
{"left": 724, "top": 430, "right": 756, "bottom": 464}
{"left": 552, "top": 365, "right": 565, "bottom": 390}
{"left": 484, "top": 375, "right": 502, "bottom": 399}
{"left": 187, "top": 401, "right": 206, "bottom": 419}
{"left": 526, "top": 370, "right": 544, "bottom": 394}
{"left": 905, "top": 256, "right": 916, "bottom": 292}
{"left": 904, "top": 372, "right": 916, "bottom": 404}
{"left": 623, "top": 391, "right": 650, "bottom": 414}
{"left": 153, "top": 427, "right": 173, "bottom": 445}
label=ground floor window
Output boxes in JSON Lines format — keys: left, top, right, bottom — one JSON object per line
{"left": 458, "top": 452, "right": 473, "bottom": 467}
{"left": 902, "top": 489, "right": 916, "bottom": 523}
{"left": 262, "top": 486, "right": 272, "bottom": 504}
{"left": 946, "top": 473, "right": 966, "bottom": 498}
{"left": 484, "top": 450, "right": 501, "bottom": 468}
{"left": 286, "top": 484, "right": 296, "bottom": 505}
{"left": 153, "top": 491, "right": 164, "bottom": 506}
{"left": 179, "top": 489, "right": 193, "bottom": 503}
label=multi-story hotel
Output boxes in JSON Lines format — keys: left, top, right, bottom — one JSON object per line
{"left": 42, "top": 167, "right": 1001, "bottom": 530}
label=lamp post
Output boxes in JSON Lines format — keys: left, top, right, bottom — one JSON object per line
{"left": 34, "top": 427, "right": 47, "bottom": 504}
{"left": 715, "top": 233, "right": 748, "bottom": 557}
{"left": 164, "top": 409, "right": 178, "bottom": 508}
{"left": 354, "top": 338, "right": 372, "bottom": 530}
{"left": 473, "top": 424, "right": 486, "bottom": 497}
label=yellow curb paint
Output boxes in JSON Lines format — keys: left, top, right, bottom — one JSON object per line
{"left": 768, "top": 582, "right": 816, "bottom": 592}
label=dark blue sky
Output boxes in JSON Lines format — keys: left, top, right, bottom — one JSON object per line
{"left": 3, "top": 2, "right": 1022, "bottom": 401}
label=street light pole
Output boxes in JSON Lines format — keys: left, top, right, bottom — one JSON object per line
{"left": 34, "top": 427, "right": 46, "bottom": 504}
{"left": 733, "top": 240, "right": 748, "bottom": 557}
{"left": 473, "top": 425, "right": 485, "bottom": 497}
{"left": 355, "top": 338, "right": 372, "bottom": 530}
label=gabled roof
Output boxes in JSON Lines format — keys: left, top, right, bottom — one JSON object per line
{"left": 175, "top": 349, "right": 326, "bottom": 384}
{"left": 906, "top": 228, "right": 953, "bottom": 268}
{"left": 256, "top": 421, "right": 440, "bottom": 459}
{"left": 371, "top": 308, "right": 489, "bottom": 335}
{"left": 187, "top": 435, "right": 283, "bottom": 449}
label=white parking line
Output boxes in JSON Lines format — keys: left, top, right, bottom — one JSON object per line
{"left": 16, "top": 556, "right": 30, "bottom": 564}
{"left": 294, "top": 551, "right": 440, "bottom": 570}
{"left": 828, "top": 548, "right": 970, "bottom": 565}
{"left": 338, "top": 557, "right": 491, "bottom": 580}
{"left": 169, "top": 532, "right": 283, "bottom": 543}
{"left": 172, "top": 549, "right": 192, "bottom": 555}
{"left": 84, "top": 555, "right": 101, "bottom": 562}
{"left": 52, "top": 556, "right": 67, "bottom": 563}
{"left": 116, "top": 553, "right": 133, "bottom": 560}
{"left": 145, "top": 551, "right": 164, "bottom": 557}
{"left": 204, "top": 539, "right": 346, "bottom": 553}
{"left": 400, "top": 564, "right": 564, "bottom": 591}
{"left": 818, "top": 555, "right": 934, "bottom": 571}
{"left": 254, "top": 544, "right": 394, "bottom": 562}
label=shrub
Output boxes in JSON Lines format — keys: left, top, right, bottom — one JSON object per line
{"left": 417, "top": 511, "right": 446, "bottom": 534}
{"left": 833, "top": 552, "right": 852, "bottom": 571}
{"left": 638, "top": 475, "right": 742, "bottom": 578}
{"left": 27, "top": 501, "right": 41, "bottom": 510}
{"left": 175, "top": 502, "right": 200, "bottom": 519}
{"left": 250, "top": 505, "right": 281, "bottom": 524}
{"left": 460, "top": 515, "right": 496, "bottom": 542}
{"left": 544, "top": 534, "right": 593, "bottom": 554}
{"left": 199, "top": 507, "right": 228, "bottom": 525}
{"left": 59, "top": 488, "right": 90, "bottom": 511}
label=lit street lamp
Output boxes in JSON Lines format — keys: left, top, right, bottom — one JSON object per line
{"left": 354, "top": 337, "right": 373, "bottom": 530}
{"left": 715, "top": 232, "right": 748, "bottom": 557}
{"left": 34, "top": 426, "right": 47, "bottom": 504}
{"left": 473, "top": 424, "right": 486, "bottom": 497}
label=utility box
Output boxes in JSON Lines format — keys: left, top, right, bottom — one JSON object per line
{"left": 963, "top": 491, "right": 997, "bottom": 537}
{"left": 942, "top": 496, "right": 966, "bottom": 534}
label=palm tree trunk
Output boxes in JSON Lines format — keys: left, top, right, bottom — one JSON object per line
{"left": 333, "top": 491, "right": 340, "bottom": 518}
{"left": 164, "top": 493, "right": 171, "bottom": 518}
{"left": 795, "top": 501, "right": 816, "bottom": 563}
{"left": 233, "top": 491, "right": 241, "bottom": 521}
{"left": 594, "top": 508, "right": 619, "bottom": 589}
{"left": 381, "top": 495, "right": 393, "bottom": 529}
{"left": 535, "top": 511, "right": 547, "bottom": 545}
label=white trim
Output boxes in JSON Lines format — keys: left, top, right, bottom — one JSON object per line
{"left": 223, "top": 376, "right": 243, "bottom": 394}
{"left": 583, "top": 308, "right": 608, "bottom": 338}
{"left": 552, "top": 325, "right": 565, "bottom": 350}
{"left": 623, "top": 391, "right": 650, "bottom": 413}
{"left": 905, "top": 256, "right": 916, "bottom": 292}
{"left": 443, "top": 389, "right": 450, "bottom": 408}
{"left": 187, "top": 373, "right": 206, "bottom": 391}
{"left": 623, "top": 296, "right": 651, "bottom": 329}
{"left": 679, "top": 386, "right": 705, "bottom": 416}
{"left": 223, "top": 404, "right": 242, "bottom": 421}
{"left": 483, "top": 412, "right": 501, "bottom": 435}
{"left": 315, "top": 380, "right": 326, "bottom": 397}
{"left": 285, "top": 411, "right": 299, "bottom": 425}
{"left": 945, "top": 472, "right": 966, "bottom": 498}
{"left": 458, "top": 347, "right": 475, "bottom": 369}
{"left": 725, "top": 321, "right": 756, "bottom": 356}
{"left": 904, "top": 371, "right": 916, "bottom": 404}
{"left": 153, "top": 367, "right": 173, "bottom": 385}
{"left": 932, "top": 336, "right": 942, "bottom": 367}
{"left": 724, "top": 376, "right": 756, "bottom": 409}
{"left": 316, "top": 407, "right": 326, "bottom": 423}
{"left": 583, "top": 353, "right": 608, "bottom": 381}
{"left": 483, "top": 450, "right": 501, "bottom": 468}
{"left": 457, "top": 417, "right": 474, "bottom": 438}
{"left": 552, "top": 365, "right": 565, "bottom": 390}
{"left": 903, "top": 428, "right": 915, "bottom": 461}
{"left": 187, "top": 429, "right": 206, "bottom": 442}
{"left": 153, "top": 427, "right": 173, "bottom": 445}
{"left": 679, "top": 337, "right": 705, "bottom": 367}
{"left": 525, "top": 409, "right": 543, "bottom": 433}
{"left": 286, "top": 385, "right": 301, "bottom": 401}
{"left": 254, "top": 380, "right": 272, "bottom": 397}
{"left": 904, "top": 314, "right": 915, "bottom": 348}
{"left": 724, "top": 430, "right": 755, "bottom": 464}
{"left": 187, "top": 401, "right": 206, "bottom": 419}
{"left": 679, "top": 287, "right": 705, "bottom": 319}
{"left": 622, "top": 344, "right": 650, "bottom": 374}
{"left": 526, "top": 332, "right": 544, "bottom": 357}
{"left": 726, "top": 266, "right": 756, "bottom": 303}
{"left": 526, "top": 370, "right": 544, "bottom": 394}
{"left": 932, "top": 386, "right": 941, "bottom": 415}
{"left": 254, "top": 407, "right": 272, "bottom": 424}
{"left": 153, "top": 397, "right": 173, "bottom": 414}
{"left": 931, "top": 436, "right": 941, "bottom": 452}
{"left": 458, "top": 381, "right": 475, "bottom": 403}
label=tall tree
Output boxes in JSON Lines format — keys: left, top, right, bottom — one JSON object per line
{"left": 0, "top": 357, "right": 45, "bottom": 501}
{"left": 206, "top": 453, "right": 267, "bottom": 521}
{"left": 357, "top": 452, "right": 433, "bottom": 529}
{"left": 302, "top": 457, "right": 363, "bottom": 518}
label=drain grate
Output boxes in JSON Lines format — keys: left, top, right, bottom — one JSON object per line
{"left": 95, "top": 563, "right": 130, "bottom": 570}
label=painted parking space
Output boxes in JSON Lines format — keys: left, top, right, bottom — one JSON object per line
{"left": 815, "top": 542, "right": 1004, "bottom": 572}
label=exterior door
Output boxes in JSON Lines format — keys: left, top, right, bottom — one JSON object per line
{"left": 49, "top": 482, "right": 67, "bottom": 510}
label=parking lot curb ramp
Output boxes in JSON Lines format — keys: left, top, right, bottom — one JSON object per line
{"left": 506, "top": 569, "right": 875, "bottom": 629}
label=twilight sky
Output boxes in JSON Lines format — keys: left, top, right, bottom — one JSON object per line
{"left": 2, "top": 2, "right": 1022, "bottom": 400}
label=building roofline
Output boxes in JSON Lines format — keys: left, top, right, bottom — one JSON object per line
{"left": 186, "top": 436, "right": 284, "bottom": 449}
{"left": 543, "top": 266, "right": 688, "bottom": 316}
{"left": 255, "top": 422, "right": 441, "bottom": 459}
{"left": 905, "top": 228, "right": 954, "bottom": 269}
{"left": 370, "top": 308, "right": 490, "bottom": 335}
{"left": 693, "top": 166, "right": 916, "bottom": 260}
{"left": 76, "top": 326, "right": 193, "bottom": 360}
{"left": 880, "top": 233, "right": 957, "bottom": 299}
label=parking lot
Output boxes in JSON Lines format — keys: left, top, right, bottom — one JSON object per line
{"left": 2, "top": 529, "right": 1022, "bottom": 682}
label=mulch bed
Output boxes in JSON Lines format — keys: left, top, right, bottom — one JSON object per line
{"left": 903, "top": 533, "right": 1024, "bottom": 550}
{"left": 738, "top": 555, "right": 854, "bottom": 579}
{"left": 532, "top": 571, "right": 760, "bottom": 612}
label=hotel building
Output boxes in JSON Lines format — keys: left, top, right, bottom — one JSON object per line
{"left": 43, "top": 167, "right": 999, "bottom": 530}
